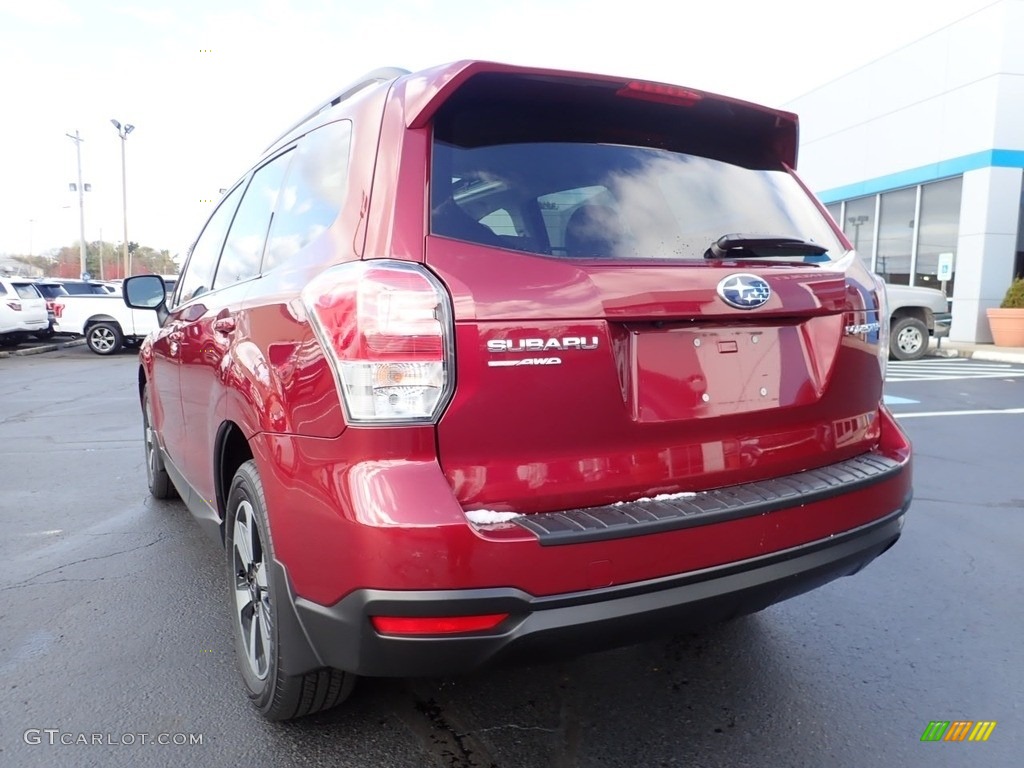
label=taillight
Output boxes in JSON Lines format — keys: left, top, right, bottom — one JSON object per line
{"left": 6, "top": 301, "right": 22, "bottom": 311}
{"left": 54, "top": 302, "right": 64, "bottom": 319}
{"left": 873, "top": 274, "right": 889, "bottom": 379}
{"left": 302, "top": 260, "right": 454, "bottom": 425}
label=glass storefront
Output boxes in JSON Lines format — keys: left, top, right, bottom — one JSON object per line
{"left": 915, "top": 177, "right": 962, "bottom": 295}
{"left": 877, "top": 187, "right": 916, "bottom": 285}
{"left": 826, "top": 176, "right": 962, "bottom": 296}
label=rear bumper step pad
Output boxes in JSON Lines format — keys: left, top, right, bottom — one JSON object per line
{"left": 514, "top": 452, "right": 905, "bottom": 546}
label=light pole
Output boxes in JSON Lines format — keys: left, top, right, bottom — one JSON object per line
{"left": 65, "top": 130, "right": 88, "bottom": 279}
{"left": 847, "top": 215, "right": 869, "bottom": 252}
{"left": 111, "top": 119, "right": 134, "bottom": 277}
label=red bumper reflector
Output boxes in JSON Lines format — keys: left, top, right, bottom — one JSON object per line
{"left": 371, "top": 613, "right": 509, "bottom": 635}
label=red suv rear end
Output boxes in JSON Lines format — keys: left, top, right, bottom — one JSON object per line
{"left": 124, "top": 61, "right": 911, "bottom": 721}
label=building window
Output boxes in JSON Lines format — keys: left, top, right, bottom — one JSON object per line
{"left": 1015, "top": 184, "right": 1024, "bottom": 280}
{"left": 827, "top": 175, "right": 963, "bottom": 292}
{"left": 842, "top": 196, "right": 875, "bottom": 271}
{"left": 915, "top": 177, "right": 962, "bottom": 296}
{"left": 876, "top": 188, "right": 917, "bottom": 285}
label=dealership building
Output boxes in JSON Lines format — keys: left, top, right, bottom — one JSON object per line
{"left": 786, "top": 0, "right": 1024, "bottom": 342}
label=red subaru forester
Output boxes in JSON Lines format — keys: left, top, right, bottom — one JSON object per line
{"left": 124, "top": 61, "right": 912, "bottom": 721}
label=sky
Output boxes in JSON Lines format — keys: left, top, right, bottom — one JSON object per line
{"left": 0, "top": 0, "right": 1000, "bottom": 262}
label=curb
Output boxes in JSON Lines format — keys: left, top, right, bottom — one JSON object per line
{"left": 928, "top": 344, "right": 1024, "bottom": 365}
{"left": 0, "top": 338, "right": 87, "bottom": 359}
{"left": 968, "top": 349, "right": 1024, "bottom": 364}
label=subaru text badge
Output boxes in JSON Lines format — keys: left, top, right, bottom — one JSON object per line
{"left": 716, "top": 274, "right": 771, "bottom": 309}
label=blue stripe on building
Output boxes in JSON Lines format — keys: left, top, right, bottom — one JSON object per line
{"left": 817, "top": 149, "right": 1024, "bottom": 203}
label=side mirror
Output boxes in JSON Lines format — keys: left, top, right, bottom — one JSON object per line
{"left": 123, "top": 275, "right": 169, "bottom": 325}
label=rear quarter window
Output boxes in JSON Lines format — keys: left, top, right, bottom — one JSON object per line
{"left": 13, "top": 284, "right": 42, "bottom": 299}
{"left": 262, "top": 119, "right": 353, "bottom": 273}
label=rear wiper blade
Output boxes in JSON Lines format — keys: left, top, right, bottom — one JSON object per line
{"left": 704, "top": 233, "right": 829, "bottom": 260}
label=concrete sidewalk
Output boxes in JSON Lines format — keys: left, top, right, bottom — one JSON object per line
{"left": 929, "top": 338, "right": 1024, "bottom": 364}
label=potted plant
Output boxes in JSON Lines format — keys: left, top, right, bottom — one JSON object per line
{"left": 986, "top": 277, "right": 1024, "bottom": 346}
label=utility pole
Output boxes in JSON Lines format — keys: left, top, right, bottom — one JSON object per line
{"left": 66, "top": 130, "right": 87, "bottom": 279}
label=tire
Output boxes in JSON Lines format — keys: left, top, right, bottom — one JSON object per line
{"left": 86, "top": 321, "right": 124, "bottom": 355}
{"left": 889, "top": 316, "right": 929, "bottom": 361}
{"left": 225, "top": 460, "right": 355, "bottom": 720}
{"left": 142, "top": 385, "right": 176, "bottom": 499}
{"left": 34, "top": 325, "right": 55, "bottom": 340}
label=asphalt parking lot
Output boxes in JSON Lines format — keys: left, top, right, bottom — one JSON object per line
{"left": 0, "top": 346, "right": 1020, "bottom": 768}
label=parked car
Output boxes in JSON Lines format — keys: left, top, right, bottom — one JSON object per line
{"left": 0, "top": 277, "right": 49, "bottom": 346}
{"left": 124, "top": 61, "right": 913, "bottom": 721}
{"left": 32, "top": 281, "right": 71, "bottom": 338}
{"left": 45, "top": 278, "right": 118, "bottom": 296}
{"left": 884, "top": 283, "right": 951, "bottom": 360}
{"left": 53, "top": 293, "right": 159, "bottom": 354}
{"left": 160, "top": 275, "right": 178, "bottom": 298}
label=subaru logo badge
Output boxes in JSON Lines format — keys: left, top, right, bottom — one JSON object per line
{"left": 717, "top": 274, "right": 771, "bottom": 309}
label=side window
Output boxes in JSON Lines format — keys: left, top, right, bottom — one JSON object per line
{"left": 175, "top": 183, "right": 244, "bottom": 307}
{"left": 263, "top": 120, "right": 352, "bottom": 273}
{"left": 479, "top": 208, "right": 516, "bottom": 235}
{"left": 214, "top": 150, "right": 293, "bottom": 290}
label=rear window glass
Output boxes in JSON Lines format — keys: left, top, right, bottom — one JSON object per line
{"left": 13, "top": 284, "right": 42, "bottom": 299}
{"left": 429, "top": 75, "right": 843, "bottom": 262}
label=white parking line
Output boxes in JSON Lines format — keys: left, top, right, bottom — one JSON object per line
{"left": 894, "top": 407, "right": 1024, "bottom": 419}
{"left": 886, "top": 359, "right": 1024, "bottom": 382}
{"left": 883, "top": 394, "right": 919, "bottom": 405}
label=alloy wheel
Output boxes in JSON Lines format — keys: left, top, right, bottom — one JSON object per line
{"left": 231, "top": 500, "right": 272, "bottom": 680}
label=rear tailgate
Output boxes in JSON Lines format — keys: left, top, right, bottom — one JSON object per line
{"left": 11, "top": 283, "right": 49, "bottom": 326}
{"left": 420, "top": 66, "right": 887, "bottom": 513}
{"left": 428, "top": 245, "right": 883, "bottom": 512}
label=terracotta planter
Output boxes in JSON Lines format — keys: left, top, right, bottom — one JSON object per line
{"left": 986, "top": 307, "right": 1024, "bottom": 346}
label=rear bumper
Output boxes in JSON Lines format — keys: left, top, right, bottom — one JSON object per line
{"left": 2, "top": 318, "right": 48, "bottom": 333}
{"left": 281, "top": 497, "right": 908, "bottom": 677}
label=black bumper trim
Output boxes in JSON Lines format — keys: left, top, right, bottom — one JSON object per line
{"left": 288, "top": 498, "right": 909, "bottom": 678}
{"left": 512, "top": 451, "right": 905, "bottom": 546}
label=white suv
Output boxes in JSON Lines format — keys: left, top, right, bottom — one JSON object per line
{"left": 0, "top": 277, "right": 49, "bottom": 346}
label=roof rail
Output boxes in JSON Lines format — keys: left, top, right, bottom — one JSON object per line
{"left": 263, "top": 67, "right": 410, "bottom": 152}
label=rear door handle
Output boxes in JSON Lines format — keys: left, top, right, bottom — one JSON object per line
{"left": 213, "top": 317, "right": 236, "bottom": 334}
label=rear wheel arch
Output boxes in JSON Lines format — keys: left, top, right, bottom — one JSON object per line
{"left": 890, "top": 305, "right": 934, "bottom": 332}
{"left": 84, "top": 313, "right": 121, "bottom": 330}
{"left": 214, "top": 422, "right": 254, "bottom": 537}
